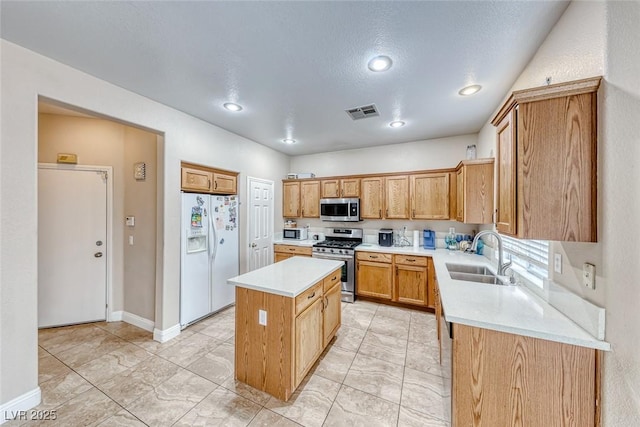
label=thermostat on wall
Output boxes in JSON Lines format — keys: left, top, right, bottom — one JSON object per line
{"left": 134, "top": 162, "right": 146, "bottom": 180}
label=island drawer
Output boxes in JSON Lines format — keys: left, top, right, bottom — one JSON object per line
{"left": 356, "top": 252, "right": 392, "bottom": 263}
{"left": 296, "top": 281, "right": 323, "bottom": 314}
{"left": 275, "top": 244, "right": 313, "bottom": 256}
{"left": 394, "top": 254, "right": 427, "bottom": 266}
{"left": 323, "top": 268, "right": 341, "bottom": 292}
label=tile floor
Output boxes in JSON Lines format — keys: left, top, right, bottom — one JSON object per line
{"left": 7, "top": 300, "right": 450, "bottom": 426}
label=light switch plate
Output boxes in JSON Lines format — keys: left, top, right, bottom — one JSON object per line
{"left": 126, "top": 216, "right": 135, "bottom": 227}
{"left": 554, "top": 253, "right": 562, "bottom": 274}
{"left": 583, "top": 263, "right": 596, "bottom": 289}
{"left": 258, "top": 309, "right": 267, "bottom": 326}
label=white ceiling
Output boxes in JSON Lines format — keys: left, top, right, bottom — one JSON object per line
{"left": 1, "top": 1, "right": 569, "bottom": 156}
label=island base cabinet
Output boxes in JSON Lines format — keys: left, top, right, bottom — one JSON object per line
{"left": 235, "top": 287, "right": 294, "bottom": 401}
{"left": 452, "top": 324, "right": 599, "bottom": 427}
{"left": 295, "top": 298, "right": 324, "bottom": 387}
{"left": 234, "top": 267, "right": 342, "bottom": 402}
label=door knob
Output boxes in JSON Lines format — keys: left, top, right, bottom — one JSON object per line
{"left": 250, "top": 243, "right": 257, "bottom": 248}
{"left": 96, "top": 240, "right": 103, "bottom": 246}
{"left": 94, "top": 252, "right": 103, "bottom": 258}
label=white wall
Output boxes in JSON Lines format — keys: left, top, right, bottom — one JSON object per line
{"left": 291, "top": 134, "right": 476, "bottom": 176}
{"left": 0, "top": 39, "right": 290, "bottom": 407}
{"left": 477, "top": 1, "right": 640, "bottom": 423}
{"left": 601, "top": 1, "right": 640, "bottom": 423}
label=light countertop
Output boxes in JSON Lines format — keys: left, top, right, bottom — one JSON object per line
{"left": 273, "top": 238, "right": 316, "bottom": 247}
{"left": 227, "top": 256, "right": 343, "bottom": 298}
{"left": 355, "top": 244, "right": 610, "bottom": 351}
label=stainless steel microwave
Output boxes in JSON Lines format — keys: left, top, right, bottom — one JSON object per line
{"left": 283, "top": 227, "right": 308, "bottom": 240}
{"left": 320, "top": 198, "right": 360, "bottom": 222}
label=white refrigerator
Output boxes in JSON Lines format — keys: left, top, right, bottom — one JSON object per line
{"left": 180, "top": 193, "right": 239, "bottom": 328}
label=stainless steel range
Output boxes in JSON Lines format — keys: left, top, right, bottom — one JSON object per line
{"left": 312, "top": 228, "right": 362, "bottom": 303}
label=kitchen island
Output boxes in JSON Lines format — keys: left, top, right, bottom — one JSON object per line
{"left": 227, "top": 256, "right": 343, "bottom": 401}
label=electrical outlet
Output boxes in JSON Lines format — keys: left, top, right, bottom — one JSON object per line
{"left": 258, "top": 309, "right": 267, "bottom": 326}
{"left": 583, "top": 263, "right": 596, "bottom": 289}
{"left": 554, "top": 253, "right": 562, "bottom": 274}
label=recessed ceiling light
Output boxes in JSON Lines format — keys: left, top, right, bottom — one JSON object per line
{"left": 223, "top": 102, "right": 243, "bottom": 112}
{"left": 458, "top": 85, "right": 482, "bottom": 96}
{"left": 282, "top": 139, "right": 296, "bottom": 144}
{"left": 389, "top": 120, "right": 405, "bottom": 128}
{"left": 368, "top": 55, "right": 393, "bottom": 72}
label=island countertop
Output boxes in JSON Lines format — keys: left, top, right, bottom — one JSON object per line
{"left": 227, "top": 256, "right": 343, "bottom": 298}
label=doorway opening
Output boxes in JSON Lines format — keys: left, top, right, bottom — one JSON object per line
{"left": 37, "top": 97, "right": 163, "bottom": 330}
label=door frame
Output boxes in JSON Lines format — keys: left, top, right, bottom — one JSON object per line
{"left": 246, "top": 176, "right": 274, "bottom": 271}
{"left": 38, "top": 163, "right": 115, "bottom": 322}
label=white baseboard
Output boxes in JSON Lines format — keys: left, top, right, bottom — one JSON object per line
{"left": 153, "top": 324, "right": 181, "bottom": 343}
{"left": 121, "top": 312, "right": 155, "bottom": 332}
{"left": 108, "top": 310, "right": 154, "bottom": 332}
{"left": 109, "top": 310, "right": 124, "bottom": 321}
{"left": 1, "top": 387, "right": 41, "bottom": 425}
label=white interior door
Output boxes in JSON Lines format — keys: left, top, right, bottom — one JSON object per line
{"left": 247, "top": 177, "right": 273, "bottom": 271}
{"left": 38, "top": 166, "right": 108, "bottom": 327}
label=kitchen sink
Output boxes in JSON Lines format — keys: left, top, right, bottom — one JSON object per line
{"left": 446, "top": 263, "right": 509, "bottom": 286}
{"left": 448, "top": 271, "right": 507, "bottom": 285}
{"left": 445, "top": 263, "right": 494, "bottom": 276}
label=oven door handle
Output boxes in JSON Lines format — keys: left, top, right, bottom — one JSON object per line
{"left": 312, "top": 253, "right": 353, "bottom": 261}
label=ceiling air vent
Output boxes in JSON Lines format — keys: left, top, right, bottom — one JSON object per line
{"left": 345, "top": 104, "right": 380, "bottom": 120}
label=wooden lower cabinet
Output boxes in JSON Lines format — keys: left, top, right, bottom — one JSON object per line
{"left": 274, "top": 244, "right": 312, "bottom": 262}
{"left": 323, "top": 282, "right": 341, "bottom": 347}
{"left": 356, "top": 252, "right": 393, "bottom": 300}
{"left": 235, "top": 267, "right": 341, "bottom": 401}
{"left": 451, "top": 323, "right": 599, "bottom": 426}
{"left": 295, "top": 297, "right": 324, "bottom": 386}
{"left": 357, "top": 251, "right": 435, "bottom": 309}
{"left": 394, "top": 255, "right": 428, "bottom": 306}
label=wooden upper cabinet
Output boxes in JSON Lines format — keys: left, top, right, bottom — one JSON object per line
{"left": 181, "top": 162, "right": 237, "bottom": 194}
{"left": 455, "top": 159, "right": 494, "bottom": 224}
{"left": 340, "top": 178, "right": 360, "bottom": 198}
{"left": 360, "top": 177, "right": 384, "bottom": 219}
{"left": 384, "top": 175, "right": 410, "bottom": 219}
{"left": 300, "top": 180, "right": 320, "bottom": 218}
{"left": 321, "top": 179, "right": 340, "bottom": 198}
{"left": 410, "top": 173, "right": 450, "bottom": 220}
{"left": 492, "top": 76, "right": 600, "bottom": 241}
{"left": 283, "top": 181, "right": 301, "bottom": 218}
{"left": 321, "top": 178, "right": 360, "bottom": 198}
{"left": 495, "top": 110, "right": 517, "bottom": 234}
{"left": 212, "top": 172, "right": 237, "bottom": 194}
{"left": 181, "top": 166, "right": 212, "bottom": 192}
{"left": 456, "top": 168, "right": 464, "bottom": 222}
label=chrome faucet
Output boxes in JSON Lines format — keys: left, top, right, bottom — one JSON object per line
{"left": 470, "top": 230, "right": 512, "bottom": 276}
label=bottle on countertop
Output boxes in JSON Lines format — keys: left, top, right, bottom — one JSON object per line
{"left": 446, "top": 227, "right": 458, "bottom": 250}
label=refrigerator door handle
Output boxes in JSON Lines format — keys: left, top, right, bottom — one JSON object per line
{"left": 209, "top": 207, "right": 218, "bottom": 264}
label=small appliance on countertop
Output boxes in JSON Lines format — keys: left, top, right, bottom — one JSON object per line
{"left": 423, "top": 230, "right": 436, "bottom": 249}
{"left": 378, "top": 229, "right": 393, "bottom": 247}
{"left": 283, "top": 227, "right": 308, "bottom": 240}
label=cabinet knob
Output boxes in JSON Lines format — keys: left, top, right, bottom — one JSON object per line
{"left": 308, "top": 291, "right": 316, "bottom": 299}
